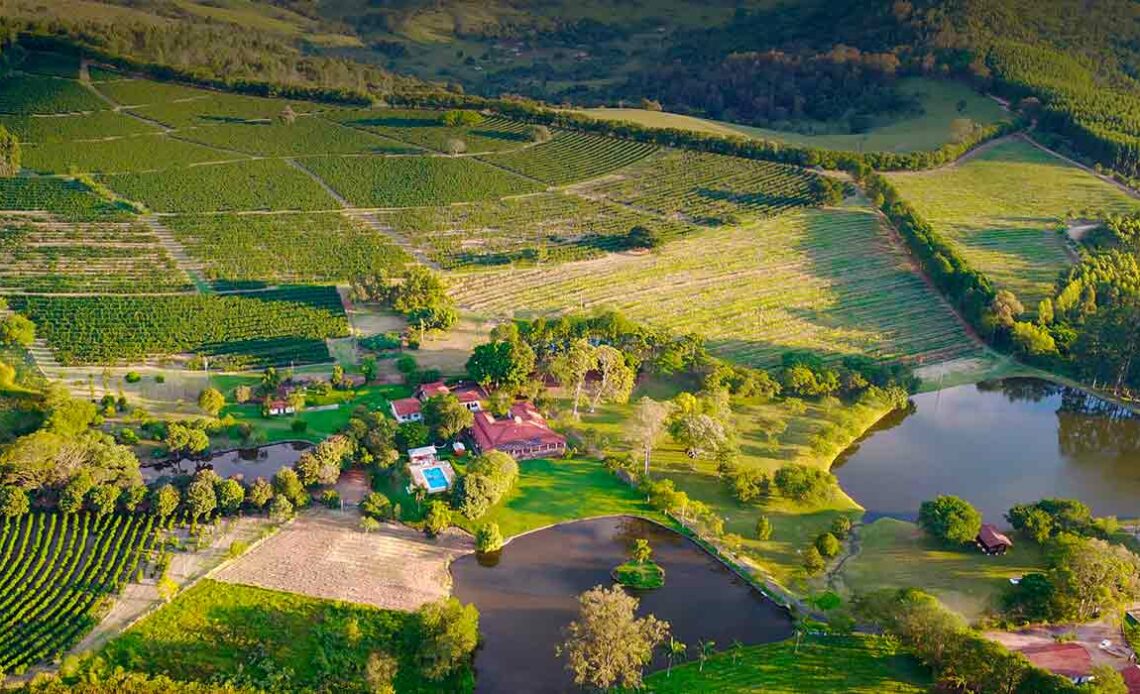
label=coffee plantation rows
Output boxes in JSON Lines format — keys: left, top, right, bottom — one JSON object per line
{"left": 12, "top": 51, "right": 79, "bottom": 79}
{"left": 0, "top": 111, "right": 157, "bottom": 143}
{"left": 0, "top": 75, "right": 106, "bottom": 115}
{"left": 175, "top": 117, "right": 408, "bottom": 157}
{"left": 0, "top": 513, "right": 156, "bottom": 675}
{"left": 11, "top": 286, "right": 348, "bottom": 366}
{"left": 384, "top": 192, "right": 695, "bottom": 269}
{"left": 326, "top": 108, "right": 534, "bottom": 153}
{"left": 23, "top": 134, "right": 236, "bottom": 175}
{"left": 0, "top": 179, "right": 126, "bottom": 221}
{"left": 95, "top": 79, "right": 226, "bottom": 109}
{"left": 581, "top": 150, "right": 827, "bottom": 225}
{"left": 99, "top": 159, "right": 338, "bottom": 213}
{"left": 0, "top": 217, "right": 192, "bottom": 294}
{"left": 302, "top": 154, "right": 542, "bottom": 207}
{"left": 166, "top": 211, "right": 411, "bottom": 282}
{"left": 478, "top": 131, "right": 658, "bottom": 185}
{"left": 451, "top": 206, "right": 983, "bottom": 368}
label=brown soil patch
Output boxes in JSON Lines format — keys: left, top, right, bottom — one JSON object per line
{"left": 211, "top": 509, "right": 473, "bottom": 611}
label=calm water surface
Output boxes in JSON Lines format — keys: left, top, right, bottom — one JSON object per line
{"left": 140, "top": 441, "right": 311, "bottom": 481}
{"left": 835, "top": 378, "right": 1140, "bottom": 523}
{"left": 451, "top": 516, "right": 792, "bottom": 693}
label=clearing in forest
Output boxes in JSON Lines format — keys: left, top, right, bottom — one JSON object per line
{"left": 451, "top": 205, "right": 981, "bottom": 369}
{"left": 885, "top": 137, "right": 1140, "bottom": 306}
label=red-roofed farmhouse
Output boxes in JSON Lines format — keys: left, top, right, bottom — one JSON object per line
{"left": 471, "top": 402, "right": 566, "bottom": 460}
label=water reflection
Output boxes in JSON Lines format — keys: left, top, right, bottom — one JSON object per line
{"left": 140, "top": 441, "right": 311, "bottom": 482}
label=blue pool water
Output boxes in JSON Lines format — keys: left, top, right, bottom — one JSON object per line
{"left": 423, "top": 466, "right": 448, "bottom": 491}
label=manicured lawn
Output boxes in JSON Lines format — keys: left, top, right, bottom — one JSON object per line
{"left": 217, "top": 382, "right": 410, "bottom": 444}
{"left": 642, "top": 634, "right": 931, "bottom": 693}
{"left": 100, "top": 580, "right": 472, "bottom": 693}
{"left": 886, "top": 137, "right": 1140, "bottom": 306}
{"left": 581, "top": 77, "right": 1007, "bottom": 153}
{"left": 838, "top": 518, "right": 1047, "bottom": 621}
{"left": 456, "top": 457, "right": 666, "bottom": 539}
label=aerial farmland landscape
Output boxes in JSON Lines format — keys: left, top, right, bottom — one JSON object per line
{"left": 0, "top": 1, "right": 1139, "bottom": 693}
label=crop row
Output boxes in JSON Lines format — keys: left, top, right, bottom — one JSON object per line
{"left": 384, "top": 192, "right": 695, "bottom": 269}
{"left": 478, "top": 131, "right": 658, "bottom": 185}
{"left": 0, "top": 219, "right": 192, "bottom": 293}
{"left": 118, "top": 89, "right": 323, "bottom": 128}
{"left": 166, "top": 211, "right": 411, "bottom": 282}
{"left": 450, "top": 206, "right": 982, "bottom": 368}
{"left": 0, "top": 76, "right": 107, "bottom": 115}
{"left": 0, "top": 513, "right": 155, "bottom": 674}
{"left": 175, "top": 116, "right": 407, "bottom": 157}
{"left": 22, "top": 134, "right": 236, "bottom": 174}
{"left": 14, "top": 51, "right": 79, "bottom": 79}
{"left": 0, "top": 178, "right": 126, "bottom": 220}
{"left": 584, "top": 150, "right": 823, "bottom": 225}
{"left": 326, "top": 108, "right": 533, "bottom": 153}
{"left": 11, "top": 286, "right": 348, "bottom": 366}
{"left": 302, "top": 155, "right": 542, "bottom": 208}
{"left": 98, "top": 158, "right": 338, "bottom": 213}
{"left": 0, "top": 111, "right": 160, "bottom": 144}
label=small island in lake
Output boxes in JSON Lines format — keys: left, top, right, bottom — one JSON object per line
{"left": 613, "top": 539, "right": 665, "bottom": 590}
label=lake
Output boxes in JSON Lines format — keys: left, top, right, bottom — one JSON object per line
{"left": 140, "top": 441, "right": 311, "bottom": 482}
{"left": 451, "top": 516, "right": 792, "bottom": 693}
{"left": 834, "top": 378, "right": 1140, "bottom": 524}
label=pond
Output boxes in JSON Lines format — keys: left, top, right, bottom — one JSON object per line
{"left": 450, "top": 515, "right": 792, "bottom": 693}
{"left": 834, "top": 378, "right": 1140, "bottom": 524}
{"left": 140, "top": 441, "right": 311, "bottom": 482}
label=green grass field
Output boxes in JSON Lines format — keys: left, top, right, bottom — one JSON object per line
{"left": 100, "top": 580, "right": 472, "bottom": 693}
{"left": 302, "top": 155, "right": 542, "bottom": 207}
{"left": 452, "top": 457, "right": 665, "bottom": 538}
{"left": 838, "top": 518, "right": 1046, "bottom": 621}
{"left": 886, "top": 137, "right": 1140, "bottom": 305}
{"left": 581, "top": 77, "right": 1008, "bottom": 153}
{"left": 642, "top": 634, "right": 931, "bottom": 693}
{"left": 100, "top": 159, "right": 338, "bottom": 212}
{"left": 452, "top": 205, "right": 982, "bottom": 369}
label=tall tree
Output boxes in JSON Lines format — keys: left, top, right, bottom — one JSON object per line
{"left": 587, "top": 345, "right": 635, "bottom": 413}
{"left": 559, "top": 585, "right": 670, "bottom": 690}
{"left": 625, "top": 397, "right": 672, "bottom": 476}
{"left": 550, "top": 339, "right": 595, "bottom": 418}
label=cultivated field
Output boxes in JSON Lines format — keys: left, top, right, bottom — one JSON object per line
{"left": 452, "top": 205, "right": 982, "bottom": 368}
{"left": 478, "top": 131, "right": 658, "bottom": 185}
{"left": 0, "top": 513, "right": 155, "bottom": 674}
{"left": 166, "top": 211, "right": 411, "bottom": 282}
{"left": 0, "top": 215, "right": 192, "bottom": 293}
{"left": 325, "top": 108, "right": 532, "bottom": 153}
{"left": 175, "top": 117, "right": 407, "bottom": 157}
{"left": 212, "top": 510, "right": 472, "bottom": 610}
{"left": 22, "top": 133, "right": 232, "bottom": 174}
{"left": 0, "top": 178, "right": 126, "bottom": 220}
{"left": 886, "top": 137, "right": 1140, "bottom": 305}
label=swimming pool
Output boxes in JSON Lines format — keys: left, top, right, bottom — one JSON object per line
{"left": 422, "top": 466, "right": 449, "bottom": 492}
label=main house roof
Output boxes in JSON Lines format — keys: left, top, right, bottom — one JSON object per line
{"left": 472, "top": 402, "right": 565, "bottom": 451}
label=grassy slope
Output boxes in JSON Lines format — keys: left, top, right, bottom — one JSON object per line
{"left": 838, "top": 518, "right": 1046, "bottom": 622}
{"left": 641, "top": 634, "right": 931, "bottom": 694}
{"left": 580, "top": 78, "right": 1007, "bottom": 153}
{"left": 451, "top": 204, "right": 981, "bottom": 369}
{"left": 100, "top": 579, "right": 470, "bottom": 693}
{"left": 886, "top": 137, "right": 1140, "bottom": 306}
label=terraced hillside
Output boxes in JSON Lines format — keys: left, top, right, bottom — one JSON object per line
{"left": 0, "top": 513, "right": 155, "bottom": 674}
{"left": 452, "top": 205, "right": 982, "bottom": 368}
{"left": 885, "top": 137, "right": 1140, "bottom": 306}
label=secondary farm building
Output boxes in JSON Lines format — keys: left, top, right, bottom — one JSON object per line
{"left": 471, "top": 401, "right": 566, "bottom": 460}
{"left": 393, "top": 381, "right": 486, "bottom": 423}
{"left": 1017, "top": 643, "right": 1093, "bottom": 684}
{"left": 976, "top": 524, "right": 1013, "bottom": 555}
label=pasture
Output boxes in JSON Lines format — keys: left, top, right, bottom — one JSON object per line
{"left": 452, "top": 206, "right": 982, "bottom": 369}
{"left": 166, "top": 211, "right": 411, "bottom": 282}
{"left": 0, "top": 513, "right": 155, "bottom": 674}
{"left": 12, "top": 286, "right": 349, "bottom": 367}
{"left": 99, "top": 159, "right": 338, "bottom": 213}
{"left": 0, "top": 216, "right": 192, "bottom": 293}
{"left": 100, "top": 579, "right": 474, "bottom": 693}
{"left": 302, "top": 155, "right": 542, "bottom": 207}
{"left": 885, "top": 137, "right": 1140, "bottom": 305}
{"left": 580, "top": 77, "right": 1008, "bottom": 154}
{"left": 383, "top": 192, "right": 694, "bottom": 268}
{"left": 642, "top": 634, "right": 931, "bottom": 693}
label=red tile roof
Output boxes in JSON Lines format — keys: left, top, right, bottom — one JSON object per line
{"left": 471, "top": 402, "right": 565, "bottom": 454}
{"left": 391, "top": 398, "right": 422, "bottom": 417}
{"left": 978, "top": 523, "right": 1013, "bottom": 549}
{"left": 416, "top": 381, "right": 450, "bottom": 400}
{"left": 1122, "top": 665, "right": 1140, "bottom": 694}
{"left": 1018, "top": 643, "right": 1092, "bottom": 679}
